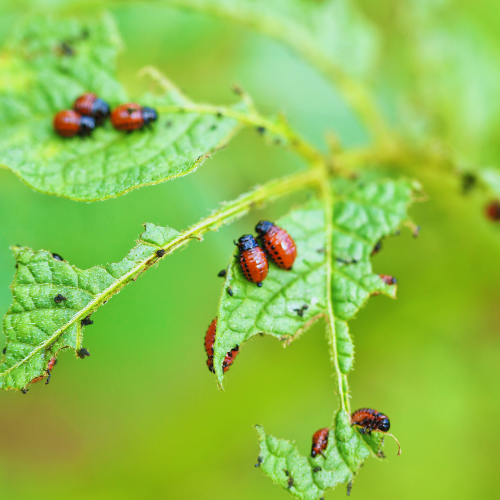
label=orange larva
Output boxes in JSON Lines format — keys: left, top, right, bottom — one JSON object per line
{"left": 485, "top": 201, "right": 500, "bottom": 221}
{"left": 379, "top": 274, "right": 397, "bottom": 285}
{"left": 236, "top": 235, "right": 268, "bottom": 287}
{"left": 110, "top": 103, "right": 158, "bottom": 132}
{"left": 204, "top": 318, "right": 239, "bottom": 373}
{"left": 311, "top": 428, "right": 329, "bottom": 458}
{"left": 30, "top": 357, "right": 57, "bottom": 385}
{"left": 351, "top": 408, "right": 390, "bottom": 433}
{"left": 73, "top": 93, "right": 110, "bottom": 126}
{"left": 255, "top": 221, "right": 297, "bottom": 271}
{"left": 53, "top": 110, "right": 95, "bottom": 137}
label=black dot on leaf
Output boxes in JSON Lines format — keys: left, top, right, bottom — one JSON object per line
{"left": 54, "top": 293, "right": 67, "bottom": 304}
{"left": 81, "top": 316, "right": 93, "bottom": 326}
{"left": 58, "top": 41, "right": 75, "bottom": 57}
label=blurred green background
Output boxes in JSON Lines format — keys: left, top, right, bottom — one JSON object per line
{"left": 1, "top": 1, "right": 500, "bottom": 499}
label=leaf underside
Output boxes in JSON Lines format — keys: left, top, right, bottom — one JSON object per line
{"left": 0, "top": 14, "right": 246, "bottom": 201}
{"left": 214, "top": 176, "right": 420, "bottom": 498}
{"left": 0, "top": 223, "right": 180, "bottom": 390}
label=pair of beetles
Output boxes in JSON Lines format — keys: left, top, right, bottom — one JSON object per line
{"left": 236, "top": 220, "right": 297, "bottom": 287}
{"left": 53, "top": 92, "right": 158, "bottom": 137}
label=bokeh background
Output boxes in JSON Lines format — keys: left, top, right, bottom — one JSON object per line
{"left": 1, "top": 1, "right": 500, "bottom": 499}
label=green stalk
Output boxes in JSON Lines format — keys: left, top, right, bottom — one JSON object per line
{"left": 155, "top": 103, "right": 323, "bottom": 164}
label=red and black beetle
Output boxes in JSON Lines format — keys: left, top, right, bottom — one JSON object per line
{"left": 110, "top": 103, "right": 158, "bottom": 132}
{"left": 205, "top": 318, "right": 239, "bottom": 373}
{"left": 30, "top": 357, "right": 57, "bottom": 385}
{"left": 73, "top": 93, "right": 110, "bottom": 126}
{"left": 352, "top": 408, "right": 401, "bottom": 455}
{"left": 311, "top": 427, "right": 329, "bottom": 458}
{"left": 379, "top": 274, "right": 397, "bottom": 285}
{"left": 351, "top": 408, "right": 390, "bottom": 434}
{"left": 53, "top": 110, "right": 95, "bottom": 137}
{"left": 255, "top": 221, "right": 297, "bottom": 271}
{"left": 236, "top": 235, "right": 268, "bottom": 287}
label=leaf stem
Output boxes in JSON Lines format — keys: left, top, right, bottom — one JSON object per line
{"left": 155, "top": 104, "right": 323, "bottom": 164}
{"left": 320, "top": 176, "right": 349, "bottom": 413}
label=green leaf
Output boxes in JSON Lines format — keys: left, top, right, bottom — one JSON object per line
{"left": 0, "top": 14, "right": 246, "bottom": 201}
{"left": 213, "top": 176, "right": 420, "bottom": 385}
{"left": 255, "top": 410, "right": 385, "bottom": 500}
{"left": 0, "top": 168, "right": 319, "bottom": 391}
{"left": 0, "top": 223, "right": 180, "bottom": 390}
{"left": 399, "top": 2, "right": 500, "bottom": 159}
{"left": 213, "top": 198, "right": 328, "bottom": 383}
{"left": 170, "top": 0, "right": 379, "bottom": 78}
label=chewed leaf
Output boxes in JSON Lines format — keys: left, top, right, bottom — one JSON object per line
{"left": 213, "top": 178, "right": 420, "bottom": 386}
{"left": 255, "top": 410, "right": 386, "bottom": 500}
{"left": 0, "top": 223, "right": 180, "bottom": 390}
{"left": 0, "top": 15, "right": 246, "bottom": 201}
{"left": 213, "top": 199, "right": 328, "bottom": 383}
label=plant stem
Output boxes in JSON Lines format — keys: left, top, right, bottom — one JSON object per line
{"left": 155, "top": 104, "right": 323, "bottom": 164}
{"left": 169, "top": 168, "right": 324, "bottom": 245}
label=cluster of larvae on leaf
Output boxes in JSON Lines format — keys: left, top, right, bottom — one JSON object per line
{"left": 311, "top": 409, "right": 400, "bottom": 459}
{"left": 53, "top": 92, "right": 158, "bottom": 138}
{"left": 204, "top": 220, "right": 296, "bottom": 373}
{"left": 253, "top": 410, "right": 401, "bottom": 497}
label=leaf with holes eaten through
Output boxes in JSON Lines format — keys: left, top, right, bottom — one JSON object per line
{"left": 213, "top": 177, "right": 421, "bottom": 386}
{"left": 0, "top": 14, "right": 246, "bottom": 201}
{"left": 0, "top": 223, "right": 180, "bottom": 391}
{"left": 255, "top": 410, "right": 386, "bottom": 500}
